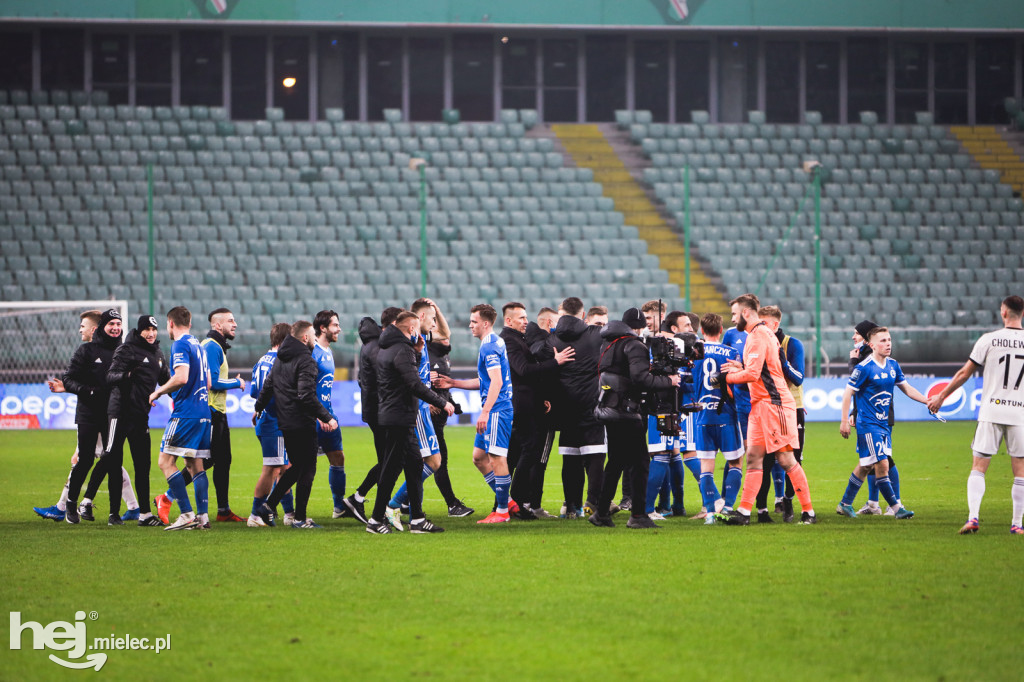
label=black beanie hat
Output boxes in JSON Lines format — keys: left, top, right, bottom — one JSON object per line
{"left": 137, "top": 314, "right": 159, "bottom": 333}
{"left": 100, "top": 308, "right": 122, "bottom": 327}
{"left": 854, "top": 319, "right": 878, "bottom": 339}
{"left": 622, "top": 308, "right": 646, "bottom": 330}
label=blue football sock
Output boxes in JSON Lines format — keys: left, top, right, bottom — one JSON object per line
{"left": 841, "top": 474, "right": 864, "bottom": 506}
{"left": 658, "top": 476, "right": 670, "bottom": 509}
{"left": 167, "top": 470, "right": 192, "bottom": 514}
{"left": 165, "top": 486, "right": 175, "bottom": 503}
{"left": 389, "top": 483, "right": 408, "bottom": 510}
{"left": 494, "top": 474, "right": 511, "bottom": 511}
{"left": 669, "top": 458, "right": 685, "bottom": 510}
{"left": 888, "top": 459, "right": 901, "bottom": 499}
{"left": 723, "top": 464, "right": 743, "bottom": 509}
{"left": 419, "top": 463, "right": 436, "bottom": 505}
{"left": 867, "top": 473, "right": 879, "bottom": 503}
{"left": 192, "top": 471, "right": 209, "bottom": 516}
{"left": 646, "top": 456, "right": 670, "bottom": 513}
{"left": 699, "top": 472, "right": 720, "bottom": 511}
{"left": 772, "top": 461, "right": 786, "bottom": 498}
{"left": 280, "top": 489, "right": 294, "bottom": 514}
{"left": 876, "top": 476, "right": 899, "bottom": 507}
{"left": 251, "top": 495, "right": 266, "bottom": 517}
{"left": 484, "top": 470, "right": 497, "bottom": 492}
{"left": 328, "top": 465, "right": 346, "bottom": 510}
{"left": 683, "top": 456, "right": 702, "bottom": 482}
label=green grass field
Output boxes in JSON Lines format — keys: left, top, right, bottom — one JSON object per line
{"left": 2, "top": 422, "right": 1021, "bottom": 681}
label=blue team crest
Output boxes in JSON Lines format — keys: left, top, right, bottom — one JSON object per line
{"left": 890, "top": 368, "right": 896, "bottom": 378}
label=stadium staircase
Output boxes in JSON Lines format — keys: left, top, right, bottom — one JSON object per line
{"left": 551, "top": 123, "right": 729, "bottom": 318}
{"left": 949, "top": 126, "right": 1024, "bottom": 197}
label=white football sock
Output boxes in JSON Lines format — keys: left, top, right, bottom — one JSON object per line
{"left": 121, "top": 467, "right": 139, "bottom": 510}
{"left": 967, "top": 470, "right": 986, "bottom": 520}
{"left": 56, "top": 470, "right": 71, "bottom": 511}
{"left": 1011, "top": 477, "right": 1024, "bottom": 527}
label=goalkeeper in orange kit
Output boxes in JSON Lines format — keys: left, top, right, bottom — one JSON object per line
{"left": 718, "top": 294, "right": 817, "bottom": 525}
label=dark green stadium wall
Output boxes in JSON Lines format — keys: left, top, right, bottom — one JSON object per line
{"left": 2, "top": 0, "right": 1023, "bottom": 30}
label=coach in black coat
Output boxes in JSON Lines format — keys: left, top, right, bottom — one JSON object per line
{"left": 254, "top": 323, "right": 337, "bottom": 526}
{"left": 369, "top": 316, "right": 453, "bottom": 531}
{"left": 104, "top": 315, "right": 170, "bottom": 522}
{"left": 500, "top": 306, "right": 574, "bottom": 516}
{"left": 61, "top": 308, "right": 123, "bottom": 523}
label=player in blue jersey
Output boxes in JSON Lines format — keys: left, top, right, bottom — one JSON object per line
{"left": 837, "top": 326, "right": 929, "bottom": 519}
{"left": 312, "top": 310, "right": 347, "bottom": 520}
{"left": 436, "top": 304, "right": 515, "bottom": 524}
{"left": 247, "top": 323, "right": 294, "bottom": 527}
{"left": 148, "top": 306, "right": 212, "bottom": 531}
{"left": 384, "top": 299, "right": 451, "bottom": 530}
{"left": 693, "top": 313, "right": 745, "bottom": 525}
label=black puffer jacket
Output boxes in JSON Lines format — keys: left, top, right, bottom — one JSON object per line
{"left": 358, "top": 317, "right": 383, "bottom": 426}
{"left": 500, "top": 325, "right": 559, "bottom": 414}
{"left": 254, "top": 334, "right": 333, "bottom": 431}
{"left": 550, "top": 315, "right": 603, "bottom": 427}
{"left": 598, "top": 320, "right": 675, "bottom": 394}
{"left": 106, "top": 329, "right": 170, "bottom": 421}
{"left": 426, "top": 334, "right": 455, "bottom": 407}
{"left": 376, "top": 325, "right": 448, "bottom": 427}
{"left": 63, "top": 327, "right": 121, "bottom": 425}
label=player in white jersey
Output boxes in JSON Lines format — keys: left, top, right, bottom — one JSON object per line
{"left": 927, "top": 295, "right": 1024, "bottom": 535}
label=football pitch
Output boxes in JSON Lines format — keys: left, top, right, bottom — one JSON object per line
{"left": 1, "top": 422, "right": 1021, "bottom": 681}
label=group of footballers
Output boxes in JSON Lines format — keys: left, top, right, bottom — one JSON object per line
{"left": 32, "top": 291, "right": 1024, "bottom": 536}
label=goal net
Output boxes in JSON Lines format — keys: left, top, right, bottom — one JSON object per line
{"left": 0, "top": 300, "right": 129, "bottom": 384}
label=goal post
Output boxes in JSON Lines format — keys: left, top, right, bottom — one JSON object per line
{"left": 0, "top": 300, "right": 129, "bottom": 384}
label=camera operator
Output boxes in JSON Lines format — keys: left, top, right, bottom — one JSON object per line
{"left": 550, "top": 297, "right": 606, "bottom": 519}
{"left": 589, "top": 308, "right": 680, "bottom": 529}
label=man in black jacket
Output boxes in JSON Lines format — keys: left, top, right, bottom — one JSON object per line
{"left": 550, "top": 296, "right": 607, "bottom": 518}
{"left": 253, "top": 321, "right": 338, "bottom": 529}
{"left": 343, "top": 306, "right": 404, "bottom": 523}
{"left": 367, "top": 311, "right": 454, "bottom": 535}
{"left": 500, "top": 302, "right": 574, "bottom": 519}
{"left": 57, "top": 308, "right": 123, "bottom": 524}
{"left": 36, "top": 310, "right": 141, "bottom": 523}
{"left": 524, "top": 318, "right": 560, "bottom": 517}
{"left": 104, "top": 315, "right": 170, "bottom": 526}
{"left": 590, "top": 308, "right": 679, "bottom": 529}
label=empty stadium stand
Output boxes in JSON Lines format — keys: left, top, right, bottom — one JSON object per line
{"left": 631, "top": 108, "right": 1024, "bottom": 364}
{"left": 0, "top": 92, "right": 681, "bottom": 369}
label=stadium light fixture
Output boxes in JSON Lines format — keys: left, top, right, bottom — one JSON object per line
{"left": 282, "top": 77, "right": 297, "bottom": 88}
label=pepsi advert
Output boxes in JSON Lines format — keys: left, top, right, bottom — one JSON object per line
{"left": 0, "top": 377, "right": 986, "bottom": 430}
